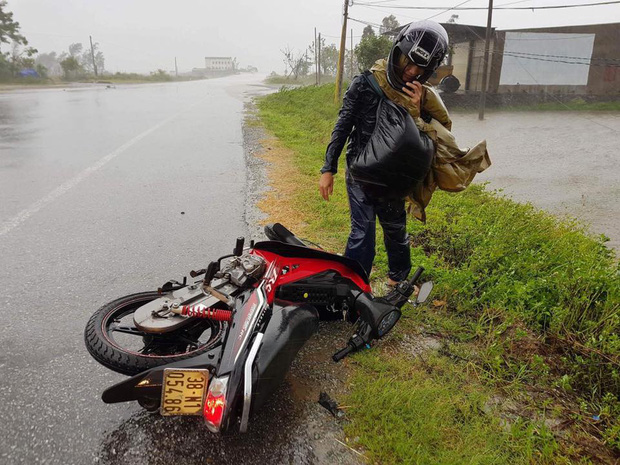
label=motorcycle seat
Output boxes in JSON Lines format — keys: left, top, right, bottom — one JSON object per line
{"left": 264, "top": 223, "right": 306, "bottom": 248}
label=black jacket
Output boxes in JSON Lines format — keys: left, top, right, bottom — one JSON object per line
{"left": 321, "top": 75, "right": 381, "bottom": 175}
{"left": 321, "top": 74, "right": 432, "bottom": 175}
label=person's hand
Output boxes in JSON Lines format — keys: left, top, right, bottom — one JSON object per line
{"left": 319, "top": 172, "right": 334, "bottom": 201}
{"left": 402, "top": 81, "right": 423, "bottom": 113}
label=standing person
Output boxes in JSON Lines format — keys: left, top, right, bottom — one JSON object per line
{"left": 318, "top": 21, "right": 449, "bottom": 288}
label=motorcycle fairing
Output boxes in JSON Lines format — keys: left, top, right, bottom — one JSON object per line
{"left": 252, "top": 241, "right": 370, "bottom": 283}
{"left": 218, "top": 282, "right": 269, "bottom": 374}
{"left": 250, "top": 301, "right": 319, "bottom": 416}
{"left": 251, "top": 242, "right": 372, "bottom": 304}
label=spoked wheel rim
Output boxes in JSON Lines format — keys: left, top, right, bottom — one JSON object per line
{"left": 101, "top": 296, "right": 225, "bottom": 359}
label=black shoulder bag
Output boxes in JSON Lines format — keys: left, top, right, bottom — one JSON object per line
{"left": 348, "top": 71, "right": 434, "bottom": 198}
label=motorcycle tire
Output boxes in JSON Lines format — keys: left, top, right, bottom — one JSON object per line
{"left": 84, "top": 291, "right": 225, "bottom": 376}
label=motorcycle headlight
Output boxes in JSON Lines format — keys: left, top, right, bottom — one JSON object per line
{"left": 377, "top": 309, "right": 401, "bottom": 338}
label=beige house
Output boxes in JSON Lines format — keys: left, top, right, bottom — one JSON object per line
{"left": 205, "top": 57, "right": 234, "bottom": 71}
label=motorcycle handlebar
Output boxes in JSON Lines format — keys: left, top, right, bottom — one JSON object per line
{"left": 409, "top": 266, "right": 424, "bottom": 286}
{"left": 332, "top": 345, "right": 353, "bottom": 362}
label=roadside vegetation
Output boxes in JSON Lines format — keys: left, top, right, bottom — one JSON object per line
{"left": 256, "top": 83, "right": 620, "bottom": 463}
{"left": 265, "top": 73, "right": 324, "bottom": 86}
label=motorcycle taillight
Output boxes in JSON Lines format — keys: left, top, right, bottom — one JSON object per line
{"left": 203, "top": 376, "right": 229, "bottom": 433}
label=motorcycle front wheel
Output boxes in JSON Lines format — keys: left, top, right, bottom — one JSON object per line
{"left": 84, "top": 292, "right": 225, "bottom": 376}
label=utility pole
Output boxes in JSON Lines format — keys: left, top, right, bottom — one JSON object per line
{"left": 314, "top": 27, "right": 318, "bottom": 85}
{"left": 89, "top": 35, "right": 98, "bottom": 77}
{"left": 350, "top": 28, "right": 354, "bottom": 79}
{"left": 334, "top": 0, "right": 349, "bottom": 103}
{"left": 175, "top": 57, "right": 178, "bottom": 77}
{"left": 318, "top": 32, "right": 322, "bottom": 85}
{"left": 478, "top": 0, "right": 494, "bottom": 120}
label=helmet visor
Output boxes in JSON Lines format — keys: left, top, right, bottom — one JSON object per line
{"left": 398, "top": 29, "right": 444, "bottom": 69}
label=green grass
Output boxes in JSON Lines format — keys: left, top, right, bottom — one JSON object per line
{"left": 257, "top": 83, "right": 620, "bottom": 462}
{"left": 346, "top": 351, "right": 560, "bottom": 464}
{"left": 264, "top": 74, "right": 336, "bottom": 86}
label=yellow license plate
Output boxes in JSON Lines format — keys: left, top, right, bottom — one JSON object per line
{"left": 160, "top": 369, "right": 209, "bottom": 416}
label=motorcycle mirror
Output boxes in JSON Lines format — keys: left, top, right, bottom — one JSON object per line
{"left": 415, "top": 281, "right": 434, "bottom": 305}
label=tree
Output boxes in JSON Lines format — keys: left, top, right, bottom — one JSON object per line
{"left": 320, "top": 43, "right": 338, "bottom": 76}
{"left": 0, "top": 1, "right": 27, "bottom": 52}
{"left": 345, "top": 48, "right": 359, "bottom": 79}
{"left": 80, "top": 42, "right": 105, "bottom": 74}
{"left": 60, "top": 56, "right": 82, "bottom": 79}
{"left": 68, "top": 43, "right": 83, "bottom": 58}
{"left": 35, "top": 63, "right": 48, "bottom": 78}
{"left": 0, "top": 0, "right": 29, "bottom": 79}
{"left": 35, "top": 52, "right": 62, "bottom": 76}
{"left": 281, "top": 45, "right": 311, "bottom": 79}
{"left": 380, "top": 15, "right": 400, "bottom": 35}
{"left": 355, "top": 34, "right": 392, "bottom": 71}
{"left": 362, "top": 25, "right": 375, "bottom": 39}
{"left": 7, "top": 43, "right": 38, "bottom": 77}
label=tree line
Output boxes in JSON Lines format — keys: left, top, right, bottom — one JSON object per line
{"left": 0, "top": 1, "right": 105, "bottom": 81}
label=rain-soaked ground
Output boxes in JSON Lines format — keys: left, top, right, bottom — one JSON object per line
{"left": 451, "top": 110, "right": 620, "bottom": 250}
{"left": 1, "top": 76, "right": 618, "bottom": 465}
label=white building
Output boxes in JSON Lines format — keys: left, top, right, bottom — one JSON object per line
{"left": 205, "top": 57, "right": 234, "bottom": 71}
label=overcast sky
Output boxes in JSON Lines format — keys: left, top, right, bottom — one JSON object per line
{"left": 7, "top": 0, "right": 620, "bottom": 74}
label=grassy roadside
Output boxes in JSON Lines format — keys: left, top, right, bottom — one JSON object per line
{"left": 255, "top": 84, "right": 620, "bottom": 463}
{"left": 264, "top": 74, "right": 337, "bottom": 86}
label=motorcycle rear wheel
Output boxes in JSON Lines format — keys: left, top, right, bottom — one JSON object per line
{"left": 84, "top": 292, "right": 225, "bottom": 376}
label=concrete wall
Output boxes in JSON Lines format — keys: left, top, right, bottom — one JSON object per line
{"left": 450, "top": 41, "right": 471, "bottom": 90}
{"left": 497, "top": 23, "right": 620, "bottom": 96}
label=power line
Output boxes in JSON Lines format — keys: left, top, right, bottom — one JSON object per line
{"left": 353, "top": 0, "right": 620, "bottom": 9}
{"left": 348, "top": 16, "right": 384, "bottom": 28}
{"left": 425, "top": 0, "right": 475, "bottom": 20}
{"left": 501, "top": 34, "right": 600, "bottom": 40}
{"left": 502, "top": 52, "right": 620, "bottom": 66}
{"left": 354, "top": 0, "right": 402, "bottom": 4}
{"left": 355, "top": 3, "right": 423, "bottom": 21}
{"left": 502, "top": 50, "right": 620, "bottom": 63}
{"left": 451, "top": 43, "right": 620, "bottom": 64}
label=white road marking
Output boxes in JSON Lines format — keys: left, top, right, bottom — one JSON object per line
{"left": 0, "top": 105, "right": 196, "bottom": 237}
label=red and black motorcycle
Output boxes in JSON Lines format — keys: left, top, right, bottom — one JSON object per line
{"left": 84, "top": 223, "right": 432, "bottom": 433}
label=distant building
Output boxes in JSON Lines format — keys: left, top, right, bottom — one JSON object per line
{"left": 205, "top": 57, "right": 234, "bottom": 71}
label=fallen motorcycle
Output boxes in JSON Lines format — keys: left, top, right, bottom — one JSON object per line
{"left": 84, "top": 223, "right": 432, "bottom": 433}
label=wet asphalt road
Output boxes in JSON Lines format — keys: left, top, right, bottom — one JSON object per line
{"left": 0, "top": 75, "right": 295, "bottom": 464}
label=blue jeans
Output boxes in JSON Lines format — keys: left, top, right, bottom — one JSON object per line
{"left": 344, "top": 174, "right": 411, "bottom": 282}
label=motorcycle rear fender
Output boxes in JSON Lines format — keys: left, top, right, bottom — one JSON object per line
{"left": 249, "top": 300, "right": 319, "bottom": 417}
{"left": 101, "top": 352, "right": 218, "bottom": 404}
